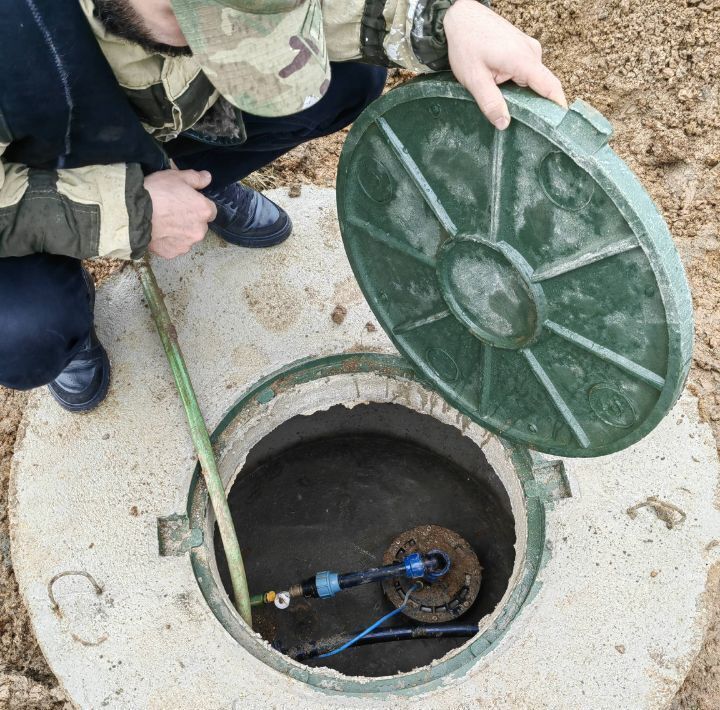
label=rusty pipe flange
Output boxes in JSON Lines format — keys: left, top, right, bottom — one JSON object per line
{"left": 382, "top": 525, "right": 482, "bottom": 623}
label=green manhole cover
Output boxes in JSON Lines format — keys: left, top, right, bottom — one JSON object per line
{"left": 336, "top": 74, "right": 693, "bottom": 457}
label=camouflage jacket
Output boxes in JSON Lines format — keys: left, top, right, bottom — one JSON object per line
{"left": 0, "top": 0, "right": 457, "bottom": 261}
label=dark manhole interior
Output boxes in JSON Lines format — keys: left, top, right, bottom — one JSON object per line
{"left": 215, "top": 402, "right": 516, "bottom": 677}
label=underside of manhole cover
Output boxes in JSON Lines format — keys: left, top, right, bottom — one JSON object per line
{"left": 337, "top": 74, "right": 693, "bottom": 458}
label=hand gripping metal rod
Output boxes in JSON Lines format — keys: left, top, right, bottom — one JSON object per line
{"left": 135, "top": 257, "right": 252, "bottom": 627}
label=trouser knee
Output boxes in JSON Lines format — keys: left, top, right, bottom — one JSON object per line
{"left": 0, "top": 254, "right": 91, "bottom": 390}
{"left": 168, "top": 62, "right": 389, "bottom": 188}
{"left": 310, "top": 62, "right": 388, "bottom": 135}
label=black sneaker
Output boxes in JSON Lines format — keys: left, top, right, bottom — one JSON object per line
{"left": 47, "top": 272, "right": 110, "bottom": 413}
{"left": 205, "top": 182, "right": 292, "bottom": 248}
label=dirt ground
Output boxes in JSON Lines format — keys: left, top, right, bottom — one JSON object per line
{"left": 1, "top": 1, "right": 718, "bottom": 707}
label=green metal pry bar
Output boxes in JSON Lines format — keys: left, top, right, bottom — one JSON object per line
{"left": 135, "top": 257, "right": 252, "bottom": 627}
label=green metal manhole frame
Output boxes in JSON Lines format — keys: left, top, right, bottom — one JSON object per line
{"left": 186, "top": 353, "right": 548, "bottom": 695}
{"left": 336, "top": 75, "right": 693, "bottom": 458}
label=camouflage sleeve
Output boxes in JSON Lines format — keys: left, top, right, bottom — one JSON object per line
{"left": 0, "top": 133, "right": 152, "bottom": 260}
{"left": 323, "top": 0, "right": 489, "bottom": 71}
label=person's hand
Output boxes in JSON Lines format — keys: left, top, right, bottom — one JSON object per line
{"left": 144, "top": 169, "right": 217, "bottom": 259}
{"left": 444, "top": 0, "right": 567, "bottom": 130}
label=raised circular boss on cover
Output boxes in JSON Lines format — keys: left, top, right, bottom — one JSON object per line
{"left": 336, "top": 74, "right": 693, "bottom": 457}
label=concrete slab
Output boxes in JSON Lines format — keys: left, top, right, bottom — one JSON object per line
{"left": 10, "top": 187, "right": 720, "bottom": 709}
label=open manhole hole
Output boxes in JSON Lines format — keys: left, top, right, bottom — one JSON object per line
{"left": 214, "top": 402, "right": 516, "bottom": 677}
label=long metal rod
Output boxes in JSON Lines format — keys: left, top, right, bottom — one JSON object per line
{"left": 135, "top": 257, "right": 252, "bottom": 627}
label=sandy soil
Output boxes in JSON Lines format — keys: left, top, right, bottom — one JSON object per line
{"left": 1, "top": 1, "right": 718, "bottom": 707}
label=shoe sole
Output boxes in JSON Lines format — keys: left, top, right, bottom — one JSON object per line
{"left": 48, "top": 348, "right": 112, "bottom": 414}
{"left": 211, "top": 213, "right": 293, "bottom": 249}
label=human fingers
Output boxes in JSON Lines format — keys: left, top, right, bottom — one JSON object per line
{"left": 520, "top": 62, "right": 567, "bottom": 107}
{"left": 464, "top": 66, "right": 511, "bottom": 130}
{"left": 176, "top": 169, "right": 213, "bottom": 190}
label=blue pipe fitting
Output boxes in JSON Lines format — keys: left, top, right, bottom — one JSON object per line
{"left": 315, "top": 571, "right": 341, "bottom": 598}
{"left": 424, "top": 549, "right": 451, "bottom": 580}
{"left": 402, "top": 553, "right": 426, "bottom": 579}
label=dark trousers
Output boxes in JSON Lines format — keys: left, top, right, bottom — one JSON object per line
{"left": 0, "top": 63, "right": 386, "bottom": 390}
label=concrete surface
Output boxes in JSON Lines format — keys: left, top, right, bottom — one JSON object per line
{"left": 9, "top": 187, "right": 720, "bottom": 709}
